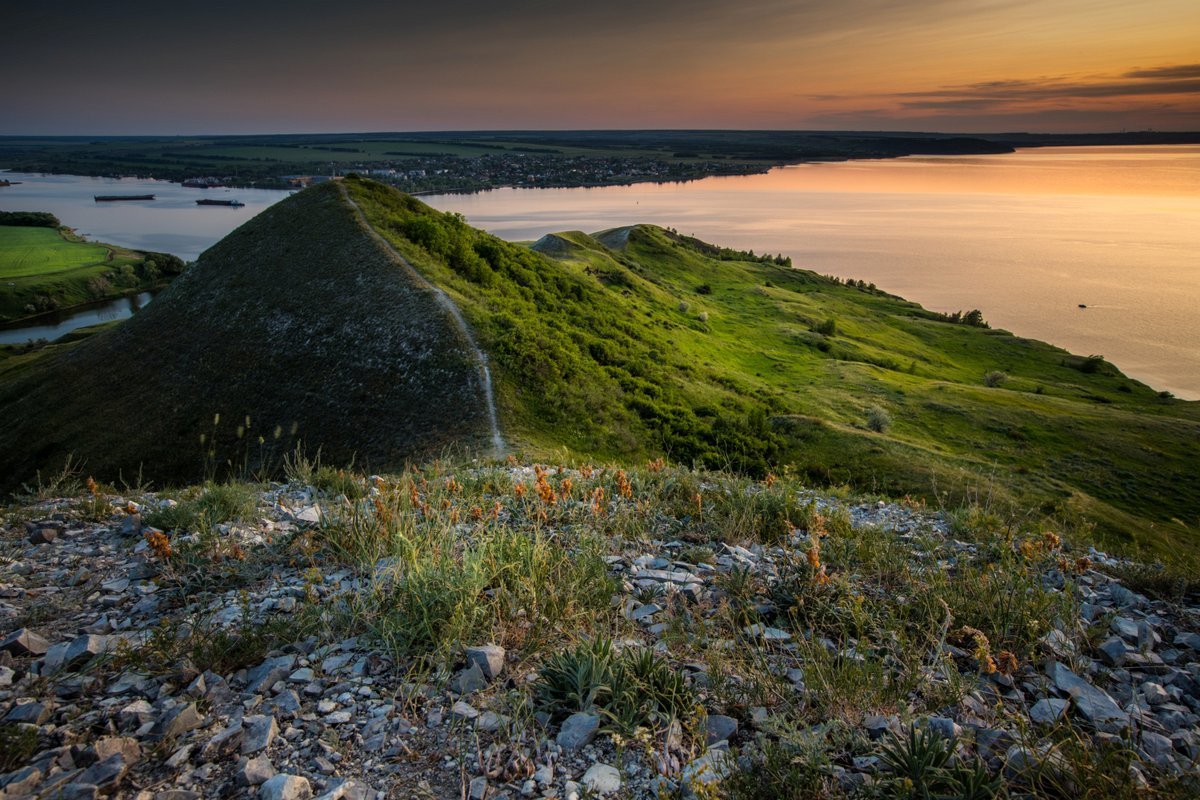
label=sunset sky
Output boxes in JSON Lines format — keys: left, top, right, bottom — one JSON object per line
{"left": 3, "top": 0, "right": 1198, "bottom": 134}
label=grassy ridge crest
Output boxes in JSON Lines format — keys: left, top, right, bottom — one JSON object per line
{"left": 344, "top": 177, "right": 1199, "bottom": 559}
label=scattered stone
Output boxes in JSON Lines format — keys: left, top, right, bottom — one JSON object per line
{"left": 451, "top": 662, "right": 488, "bottom": 695}
{"left": 29, "top": 527, "right": 58, "bottom": 545}
{"left": 242, "top": 714, "right": 279, "bottom": 754}
{"left": 557, "top": 712, "right": 600, "bottom": 750}
{"left": 1097, "top": 636, "right": 1128, "bottom": 667}
{"left": 1029, "top": 698, "right": 1069, "bottom": 725}
{"left": 1141, "top": 681, "right": 1170, "bottom": 706}
{"left": 705, "top": 714, "right": 738, "bottom": 744}
{"left": 743, "top": 623, "right": 791, "bottom": 641}
{"left": 451, "top": 700, "right": 480, "bottom": 721}
{"left": 0, "top": 766, "right": 43, "bottom": 796}
{"left": 681, "top": 748, "right": 733, "bottom": 791}
{"left": 0, "top": 627, "right": 50, "bottom": 656}
{"left": 921, "top": 716, "right": 962, "bottom": 740}
{"left": 76, "top": 754, "right": 127, "bottom": 792}
{"left": 5, "top": 700, "right": 49, "bottom": 724}
{"left": 153, "top": 702, "right": 205, "bottom": 740}
{"left": 93, "top": 736, "right": 140, "bottom": 766}
{"left": 246, "top": 655, "right": 297, "bottom": 695}
{"left": 260, "top": 774, "right": 313, "bottom": 800}
{"left": 239, "top": 755, "right": 277, "bottom": 787}
{"left": 582, "top": 763, "right": 622, "bottom": 795}
{"left": 476, "top": 711, "right": 507, "bottom": 732}
{"left": 465, "top": 644, "right": 505, "bottom": 680}
{"left": 314, "top": 779, "right": 375, "bottom": 800}
{"left": 164, "top": 744, "right": 194, "bottom": 770}
{"left": 1047, "top": 661, "right": 1128, "bottom": 731}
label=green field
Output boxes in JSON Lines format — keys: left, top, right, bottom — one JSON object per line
{"left": 0, "top": 224, "right": 184, "bottom": 323}
{"left": 0, "top": 226, "right": 112, "bottom": 277}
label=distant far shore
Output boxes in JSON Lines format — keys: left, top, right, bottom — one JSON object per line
{"left": 3, "top": 130, "right": 1197, "bottom": 195}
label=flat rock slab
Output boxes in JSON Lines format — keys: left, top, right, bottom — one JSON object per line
{"left": 239, "top": 755, "right": 277, "bottom": 787}
{"left": 556, "top": 712, "right": 600, "bottom": 750}
{"left": 705, "top": 714, "right": 738, "bottom": 745}
{"left": 242, "top": 715, "right": 279, "bottom": 754}
{"left": 582, "top": 763, "right": 622, "bottom": 795}
{"left": 1029, "top": 698, "right": 1069, "bottom": 725}
{"left": 1047, "top": 661, "right": 1128, "bottom": 731}
{"left": 246, "top": 655, "right": 297, "bottom": 695}
{"left": 636, "top": 568, "right": 702, "bottom": 584}
{"left": 0, "top": 627, "right": 50, "bottom": 656}
{"left": 260, "top": 774, "right": 312, "bottom": 800}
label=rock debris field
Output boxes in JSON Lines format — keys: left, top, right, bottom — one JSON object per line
{"left": 1, "top": 465, "right": 1198, "bottom": 798}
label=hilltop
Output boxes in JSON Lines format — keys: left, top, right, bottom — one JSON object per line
{"left": 0, "top": 182, "right": 497, "bottom": 488}
{"left": 0, "top": 177, "right": 1197, "bottom": 561}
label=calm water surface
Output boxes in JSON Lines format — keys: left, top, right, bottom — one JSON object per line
{"left": 0, "top": 172, "right": 292, "bottom": 260}
{"left": 426, "top": 145, "right": 1200, "bottom": 399}
{"left": 0, "top": 293, "right": 155, "bottom": 345}
{"left": 3, "top": 149, "right": 1197, "bottom": 398}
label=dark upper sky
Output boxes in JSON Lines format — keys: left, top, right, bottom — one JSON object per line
{"left": 3, "top": 0, "right": 1198, "bottom": 134}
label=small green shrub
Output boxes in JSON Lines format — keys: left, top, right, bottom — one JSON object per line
{"left": 536, "top": 640, "right": 694, "bottom": 734}
{"left": 726, "top": 740, "right": 831, "bottom": 800}
{"left": 537, "top": 638, "right": 617, "bottom": 719}
{"left": 113, "top": 610, "right": 305, "bottom": 676}
{"left": 983, "top": 370, "right": 1008, "bottom": 387}
{"left": 878, "top": 727, "right": 1001, "bottom": 799}
{"left": 311, "top": 465, "right": 365, "bottom": 499}
{"left": 144, "top": 482, "right": 258, "bottom": 532}
{"left": 813, "top": 317, "right": 837, "bottom": 336}
{"left": 866, "top": 405, "right": 892, "bottom": 433}
{"left": 0, "top": 723, "right": 38, "bottom": 771}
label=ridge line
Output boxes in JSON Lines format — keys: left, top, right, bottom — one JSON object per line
{"left": 336, "top": 182, "right": 505, "bottom": 458}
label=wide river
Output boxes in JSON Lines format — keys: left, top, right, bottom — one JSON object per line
{"left": 3, "top": 145, "right": 1198, "bottom": 398}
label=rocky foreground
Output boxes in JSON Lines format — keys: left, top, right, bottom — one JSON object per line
{"left": 1, "top": 465, "right": 1199, "bottom": 799}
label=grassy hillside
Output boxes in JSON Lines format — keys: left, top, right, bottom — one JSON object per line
{"left": 344, "top": 177, "right": 1200, "bottom": 559}
{"left": 0, "top": 213, "right": 184, "bottom": 323}
{"left": 0, "top": 182, "right": 495, "bottom": 489}
{"left": 1, "top": 177, "right": 1195, "bottom": 560}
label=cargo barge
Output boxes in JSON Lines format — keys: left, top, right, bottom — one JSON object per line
{"left": 94, "top": 194, "right": 155, "bottom": 202}
{"left": 195, "top": 198, "right": 245, "bottom": 207}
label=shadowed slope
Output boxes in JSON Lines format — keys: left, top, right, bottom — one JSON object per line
{"left": 0, "top": 182, "right": 493, "bottom": 489}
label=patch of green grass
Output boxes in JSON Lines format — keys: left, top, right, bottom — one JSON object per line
{"left": 0, "top": 225, "right": 110, "bottom": 277}
{"left": 726, "top": 739, "right": 835, "bottom": 800}
{"left": 311, "top": 465, "right": 366, "bottom": 499}
{"left": 0, "top": 225, "right": 183, "bottom": 322}
{"left": 0, "top": 723, "right": 38, "bottom": 771}
{"left": 319, "top": 473, "right": 616, "bottom": 661}
{"left": 144, "top": 481, "right": 258, "bottom": 532}
{"left": 113, "top": 608, "right": 310, "bottom": 676}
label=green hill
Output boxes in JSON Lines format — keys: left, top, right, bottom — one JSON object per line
{"left": 2, "top": 177, "right": 1197, "bottom": 559}
{"left": 0, "top": 181, "right": 497, "bottom": 488}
